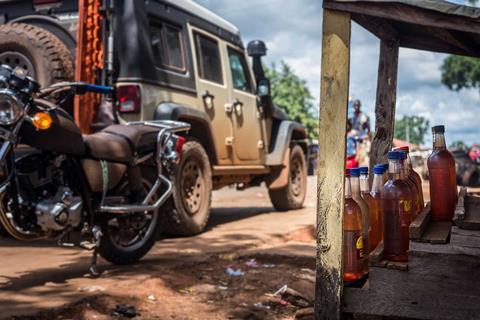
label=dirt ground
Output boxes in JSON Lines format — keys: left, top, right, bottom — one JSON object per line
{"left": 1, "top": 178, "right": 318, "bottom": 320}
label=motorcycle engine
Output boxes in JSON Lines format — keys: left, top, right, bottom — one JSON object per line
{"left": 13, "top": 149, "right": 83, "bottom": 234}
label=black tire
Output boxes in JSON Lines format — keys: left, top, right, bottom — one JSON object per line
{"left": 99, "top": 167, "right": 163, "bottom": 265}
{"left": 164, "top": 140, "right": 212, "bottom": 236}
{"left": 462, "top": 168, "right": 479, "bottom": 187}
{"left": 269, "top": 145, "right": 307, "bottom": 211}
{"left": 0, "top": 23, "right": 74, "bottom": 87}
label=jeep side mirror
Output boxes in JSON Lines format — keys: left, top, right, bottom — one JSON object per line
{"left": 257, "top": 79, "right": 270, "bottom": 97}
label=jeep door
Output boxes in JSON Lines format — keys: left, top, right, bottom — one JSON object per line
{"left": 226, "top": 46, "right": 267, "bottom": 165}
{"left": 190, "top": 27, "right": 233, "bottom": 165}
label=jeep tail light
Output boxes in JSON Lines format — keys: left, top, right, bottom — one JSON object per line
{"left": 175, "top": 136, "right": 186, "bottom": 154}
{"left": 117, "top": 85, "right": 141, "bottom": 113}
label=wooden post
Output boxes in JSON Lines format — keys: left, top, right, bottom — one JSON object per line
{"left": 369, "top": 40, "right": 399, "bottom": 171}
{"left": 316, "top": 9, "right": 351, "bottom": 320}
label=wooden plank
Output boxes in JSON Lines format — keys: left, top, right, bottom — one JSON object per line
{"left": 450, "top": 227, "right": 480, "bottom": 249}
{"left": 344, "top": 248, "right": 480, "bottom": 318}
{"left": 409, "top": 202, "right": 431, "bottom": 240}
{"left": 419, "top": 221, "right": 452, "bottom": 244}
{"left": 368, "top": 240, "right": 384, "bottom": 266}
{"left": 351, "top": 14, "right": 397, "bottom": 41}
{"left": 323, "top": 1, "right": 480, "bottom": 36}
{"left": 369, "top": 40, "right": 399, "bottom": 176}
{"left": 315, "top": 9, "right": 351, "bottom": 320}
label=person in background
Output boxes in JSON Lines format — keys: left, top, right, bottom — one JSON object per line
{"left": 350, "top": 99, "right": 371, "bottom": 138}
{"left": 349, "top": 99, "right": 371, "bottom": 166}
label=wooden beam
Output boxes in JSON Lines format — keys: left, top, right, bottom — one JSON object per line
{"left": 316, "top": 9, "right": 351, "bottom": 320}
{"left": 369, "top": 40, "right": 399, "bottom": 174}
{"left": 351, "top": 14, "right": 398, "bottom": 41}
{"left": 323, "top": 1, "right": 480, "bottom": 36}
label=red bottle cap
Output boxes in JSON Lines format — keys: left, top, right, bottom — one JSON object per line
{"left": 393, "top": 146, "right": 410, "bottom": 153}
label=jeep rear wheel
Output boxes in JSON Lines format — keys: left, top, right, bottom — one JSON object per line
{"left": 269, "top": 145, "right": 307, "bottom": 211}
{"left": 164, "top": 140, "right": 212, "bottom": 236}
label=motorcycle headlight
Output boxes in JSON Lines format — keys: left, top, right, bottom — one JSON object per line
{"left": 0, "top": 89, "right": 23, "bottom": 125}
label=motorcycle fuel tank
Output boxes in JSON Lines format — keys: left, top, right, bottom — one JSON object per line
{"left": 20, "top": 108, "right": 86, "bottom": 156}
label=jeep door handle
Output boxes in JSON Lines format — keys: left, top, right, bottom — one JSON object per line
{"left": 233, "top": 99, "right": 243, "bottom": 116}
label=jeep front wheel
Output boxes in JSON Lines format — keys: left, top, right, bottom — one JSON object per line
{"left": 269, "top": 145, "right": 307, "bottom": 211}
{"left": 164, "top": 140, "right": 212, "bottom": 236}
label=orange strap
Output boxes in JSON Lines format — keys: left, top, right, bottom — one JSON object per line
{"left": 74, "top": 0, "right": 104, "bottom": 133}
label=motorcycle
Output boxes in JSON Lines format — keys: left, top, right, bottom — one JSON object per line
{"left": 0, "top": 65, "right": 189, "bottom": 274}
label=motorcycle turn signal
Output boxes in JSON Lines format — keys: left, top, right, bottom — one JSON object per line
{"left": 31, "top": 112, "right": 52, "bottom": 130}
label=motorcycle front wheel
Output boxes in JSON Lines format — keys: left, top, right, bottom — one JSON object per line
{"left": 98, "top": 166, "right": 163, "bottom": 265}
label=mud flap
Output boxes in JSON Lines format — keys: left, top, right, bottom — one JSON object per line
{"left": 266, "top": 147, "right": 290, "bottom": 190}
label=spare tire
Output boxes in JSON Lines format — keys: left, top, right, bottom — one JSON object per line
{"left": 0, "top": 23, "right": 74, "bottom": 87}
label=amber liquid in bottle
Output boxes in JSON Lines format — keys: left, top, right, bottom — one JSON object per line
{"left": 360, "top": 171, "right": 380, "bottom": 252}
{"left": 404, "top": 148, "right": 425, "bottom": 211}
{"left": 371, "top": 169, "right": 385, "bottom": 242}
{"left": 381, "top": 155, "right": 413, "bottom": 262}
{"left": 403, "top": 159, "right": 421, "bottom": 218}
{"left": 343, "top": 175, "right": 364, "bottom": 283}
{"left": 351, "top": 173, "right": 369, "bottom": 274}
{"left": 427, "top": 127, "right": 457, "bottom": 221}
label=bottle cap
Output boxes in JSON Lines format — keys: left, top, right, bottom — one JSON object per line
{"left": 359, "top": 167, "right": 368, "bottom": 175}
{"left": 373, "top": 165, "right": 386, "bottom": 175}
{"left": 346, "top": 168, "right": 350, "bottom": 177}
{"left": 432, "top": 125, "right": 445, "bottom": 133}
{"left": 388, "top": 151, "right": 403, "bottom": 160}
{"left": 350, "top": 167, "right": 360, "bottom": 177}
{"left": 379, "top": 163, "right": 389, "bottom": 171}
{"left": 397, "top": 151, "right": 407, "bottom": 160}
{"left": 393, "top": 146, "right": 410, "bottom": 153}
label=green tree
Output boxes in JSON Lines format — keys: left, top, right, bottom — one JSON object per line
{"left": 394, "top": 115, "right": 430, "bottom": 145}
{"left": 265, "top": 61, "right": 318, "bottom": 140}
{"left": 441, "top": 56, "right": 480, "bottom": 91}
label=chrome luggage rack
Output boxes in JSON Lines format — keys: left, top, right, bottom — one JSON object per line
{"left": 99, "top": 120, "right": 190, "bottom": 214}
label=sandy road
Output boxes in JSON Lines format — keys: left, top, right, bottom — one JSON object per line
{"left": 0, "top": 177, "right": 317, "bottom": 319}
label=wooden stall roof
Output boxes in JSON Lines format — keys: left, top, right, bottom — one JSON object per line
{"left": 323, "top": 0, "right": 480, "bottom": 57}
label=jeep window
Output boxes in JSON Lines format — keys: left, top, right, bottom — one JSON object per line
{"left": 228, "top": 49, "right": 252, "bottom": 93}
{"left": 194, "top": 33, "right": 223, "bottom": 84}
{"left": 150, "top": 21, "right": 186, "bottom": 72}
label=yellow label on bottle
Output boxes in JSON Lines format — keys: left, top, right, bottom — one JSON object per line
{"left": 400, "top": 200, "right": 412, "bottom": 212}
{"left": 356, "top": 236, "right": 364, "bottom": 258}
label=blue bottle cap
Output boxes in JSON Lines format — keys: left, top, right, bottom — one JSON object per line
{"left": 397, "top": 151, "right": 407, "bottom": 159}
{"left": 350, "top": 167, "right": 360, "bottom": 177}
{"left": 388, "top": 151, "right": 403, "bottom": 160}
{"left": 359, "top": 167, "right": 368, "bottom": 175}
{"left": 373, "top": 165, "right": 385, "bottom": 175}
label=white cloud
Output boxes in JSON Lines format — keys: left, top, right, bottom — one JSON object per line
{"left": 195, "top": 0, "right": 480, "bottom": 145}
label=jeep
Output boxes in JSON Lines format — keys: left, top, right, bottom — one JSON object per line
{"left": 0, "top": 0, "right": 308, "bottom": 236}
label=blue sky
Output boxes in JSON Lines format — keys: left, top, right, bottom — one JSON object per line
{"left": 196, "top": 0, "right": 479, "bottom": 146}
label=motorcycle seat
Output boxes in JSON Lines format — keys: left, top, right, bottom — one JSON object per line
{"left": 83, "top": 124, "right": 161, "bottom": 163}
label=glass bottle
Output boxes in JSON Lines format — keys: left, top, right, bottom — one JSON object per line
{"left": 381, "top": 151, "right": 414, "bottom": 262}
{"left": 371, "top": 164, "right": 387, "bottom": 242}
{"left": 359, "top": 167, "right": 380, "bottom": 252}
{"left": 343, "top": 169, "right": 364, "bottom": 284}
{"left": 350, "top": 167, "right": 369, "bottom": 274}
{"left": 427, "top": 125, "right": 457, "bottom": 221}
{"left": 394, "top": 146, "right": 424, "bottom": 211}
{"left": 379, "top": 163, "right": 389, "bottom": 184}
{"left": 394, "top": 150, "right": 420, "bottom": 218}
